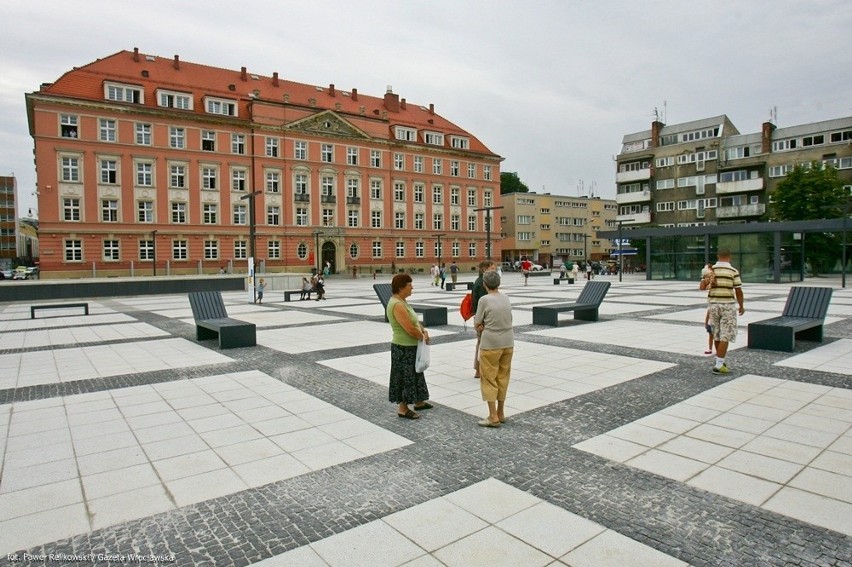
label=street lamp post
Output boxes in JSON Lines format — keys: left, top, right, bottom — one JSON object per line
{"left": 151, "top": 230, "right": 157, "bottom": 277}
{"left": 474, "top": 206, "right": 504, "bottom": 261}
{"left": 240, "top": 191, "right": 262, "bottom": 302}
{"left": 616, "top": 219, "right": 635, "bottom": 283}
{"left": 432, "top": 233, "right": 446, "bottom": 268}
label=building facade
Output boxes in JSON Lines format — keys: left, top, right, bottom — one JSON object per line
{"left": 500, "top": 192, "right": 617, "bottom": 268}
{"left": 26, "top": 49, "right": 502, "bottom": 279}
{"left": 0, "top": 176, "right": 17, "bottom": 267}
{"left": 615, "top": 115, "right": 852, "bottom": 228}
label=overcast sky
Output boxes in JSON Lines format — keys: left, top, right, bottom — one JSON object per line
{"left": 2, "top": 0, "right": 851, "bottom": 215}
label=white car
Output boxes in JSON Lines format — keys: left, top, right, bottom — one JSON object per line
{"left": 530, "top": 264, "right": 545, "bottom": 271}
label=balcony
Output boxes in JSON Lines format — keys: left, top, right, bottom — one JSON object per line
{"left": 716, "top": 203, "right": 766, "bottom": 218}
{"left": 615, "top": 190, "right": 651, "bottom": 205}
{"left": 615, "top": 168, "right": 652, "bottom": 183}
{"left": 616, "top": 212, "right": 651, "bottom": 224}
{"left": 294, "top": 193, "right": 310, "bottom": 203}
{"left": 346, "top": 196, "right": 360, "bottom": 205}
{"left": 716, "top": 177, "right": 764, "bottom": 195}
{"left": 321, "top": 195, "right": 336, "bottom": 204}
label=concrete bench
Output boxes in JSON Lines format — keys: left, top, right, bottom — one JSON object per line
{"left": 445, "top": 281, "right": 474, "bottom": 291}
{"left": 31, "top": 302, "right": 89, "bottom": 319}
{"left": 283, "top": 290, "right": 311, "bottom": 301}
{"left": 553, "top": 277, "right": 575, "bottom": 285}
{"left": 188, "top": 291, "right": 256, "bottom": 349}
{"left": 532, "top": 281, "right": 611, "bottom": 326}
{"left": 373, "top": 283, "right": 447, "bottom": 326}
{"left": 748, "top": 286, "right": 833, "bottom": 352}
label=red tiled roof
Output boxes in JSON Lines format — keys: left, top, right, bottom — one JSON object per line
{"left": 41, "top": 49, "right": 498, "bottom": 156}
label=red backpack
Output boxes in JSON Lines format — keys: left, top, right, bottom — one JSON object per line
{"left": 460, "top": 292, "right": 474, "bottom": 321}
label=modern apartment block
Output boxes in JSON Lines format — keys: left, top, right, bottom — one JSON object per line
{"left": 616, "top": 115, "right": 852, "bottom": 227}
{"left": 0, "top": 175, "right": 17, "bottom": 266}
{"left": 500, "top": 192, "right": 617, "bottom": 267}
{"left": 25, "top": 49, "right": 502, "bottom": 278}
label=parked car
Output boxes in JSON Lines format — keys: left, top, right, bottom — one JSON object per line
{"left": 0, "top": 268, "right": 11, "bottom": 280}
{"left": 530, "top": 264, "right": 545, "bottom": 271}
{"left": 12, "top": 266, "right": 39, "bottom": 280}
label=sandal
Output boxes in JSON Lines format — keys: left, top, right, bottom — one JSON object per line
{"left": 413, "top": 402, "right": 433, "bottom": 410}
{"left": 477, "top": 418, "right": 501, "bottom": 428}
{"left": 398, "top": 410, "right": 421, "bottom": 420}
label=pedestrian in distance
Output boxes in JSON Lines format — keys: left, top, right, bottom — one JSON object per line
{"left": 450, "top": 261, "right": 459, "bottom": 285}
{"left": 439, "top": 263, "right": 447, "bottom": 289}
{"left": 520, "top": 257, "right": 532, "bottom": 285}
{"left": 255, "top": 278, "right": 266, "bottom": 304}
{"left": 386, "top": 273, "right": 433, "bottom": 420}
{"left": 474, "top": 270, "right": 514, "bottom": 428}
{"left": 700, "top": 250, "right": 745, "bottom": 374}
{"left": 314, "top": 275, "right": 326, "bottom": 300}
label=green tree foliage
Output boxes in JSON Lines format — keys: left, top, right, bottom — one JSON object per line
{"left": 500, "top": 171, "right": 530, "bottom": 195}
{"left": 771, "top": 161, "right": 847, "bottom": 274}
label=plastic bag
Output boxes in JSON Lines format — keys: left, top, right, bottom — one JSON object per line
{"left": 415, "top": 340, "right": 430, "bottom": 373}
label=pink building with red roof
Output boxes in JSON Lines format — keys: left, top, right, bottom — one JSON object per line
{"left": 26, "top": 49, "right": 502, "bottom": 278}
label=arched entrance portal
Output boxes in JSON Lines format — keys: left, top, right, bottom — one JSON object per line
{"left": 321, "top": 241, "right": 336, "bottom": 274}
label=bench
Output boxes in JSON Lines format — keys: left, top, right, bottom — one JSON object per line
{"left": 748, "top": 286, "right": 833, "bottom": 352}
{"left": 31, "top": 302, "right": 89, "bottom": 319}
{"left": 373, "top": 283, "right": 447, "bottom": 326}
{"left": 283, "top": 290, "right": 311, "bottom": 301}
{"left": 532, "top": 281, "right": 611, "bottom": 326}
{"left": 445, "top": 281, "right": 474, "bottom": 291}
{"left": 553, "top": 277, "right": 575, "bottom": 285}
{"left": 188, "top": 291, "right": 256, "bottom": 349}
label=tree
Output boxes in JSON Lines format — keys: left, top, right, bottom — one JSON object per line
{"left": 500, "top": 171, "right": 530, "bottom": 195}
{"left": 771, "top": 161, "right": 847, "bottom": 274}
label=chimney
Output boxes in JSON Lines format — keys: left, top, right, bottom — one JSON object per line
{"left": 173, "top": 55, "right": 180, "bottom": 70}
{"left": 761, "top": 121, "right": 776, "bottom": 154}
{"left": 429, "top": 103, "right": 434, "bottom": 115}
{"left": 272, "top": 72, "right": 279, "bottom": 87}
{"left": 650, "top": 120, "right": 665, "bottom": 148}
{"left": 384, "top": 89, "right": 400, "bottom": 113}
{"left": 241, "top": 67, "right": 247, "bottom": 81}
{"left": 329, "top": 84, "right": 336, "bottom": 97}
{"left": 401, "top": 98, "right": 407, "bottom": 110}
{"left": 133, "top": 48, "right": 140, "bottom": 62}
{"left": 351, "top": 88, "right": 358, "bottom": 101}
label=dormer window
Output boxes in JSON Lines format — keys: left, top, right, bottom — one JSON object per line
{"left": 394, "top": 126, "right": 416, "bottom": 142}
{"left": 157, "top": 89, "right": 193, "bottom": 110}
{"left": 205, "top": 97, "right": 237, "bottom": 117}
{"left": 105, "top": 82, "right": 143, "bottom": 104}
{"left": 424, "top": 131, "right": 444, "bottom": 146}
{"left": 450, "top": 136, "right": 469, "bottom": 149}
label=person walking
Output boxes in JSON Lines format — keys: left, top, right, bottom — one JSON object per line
{"left": 586, "top": 262, "right": 593, "bottom": 280}
{"left": 471, "top": 260, "right": 496, "bottom": 379}
{"left": 431, "top": 264, "right": 440, "bottom": 286}
{"left": 255, "top": 278, "right": 266, "bottom": 304}
{"left": 572, "top": 262, "right": 579, "bottom": 282}
{"left": 559, "top": 263, "right": 567, "bottom": 280}
{"left": 450, "top": 261, "right": 459, "bottom": 285}
{"left": 520, "top": 257, "right": 532, "bottom": 285}
{"left": 439, "top": 263, "right": 447, "bottom": 289}
{"left": 700, "top": 249, "right": 745, "bottom": 374}
{"left": 386, "top": 273, "right": 433, "bottom": 420}
{"left": 474, "top": 270, "right": 514, "bottom": 427}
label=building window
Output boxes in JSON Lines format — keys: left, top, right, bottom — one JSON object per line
{"left": 61, "top": 156, "right": 80, "bottom": 182}
{"left": 415, "top": 212, "right": 424, "bottom": 230}
{"left": 295, "top": 173, "right": 308, "bottom": 195}
{"left": 370, "top": 150, "right": 381, "bottom": 168}
{"left": 468, "top": 163, "right": 476, "bottom": 178}
{"left": 60, "top": 114, "right": 78, "bottom": 138}
{"left": 267, "top": 206, "right": 280, "bottom": 226}
{"left": 468, "top": 215, "right": 476, "bottom": 231}
{"left": 103, "top": 240, "right": 120, "bottom": 261}
{"left": 204, "top": 240, "right": 219, "bottom": 260}
{"left": 202, "top": 130, "right": 216, "bottom": 151}
{"left": 294, "top": 141, "right": 307, "bottom": 160}
{"left": 452, "top": 242, "right": 460, "bottom": 257}
{"left": 349, "top": 243, "right": 359, "bottom": 259}
{"left": 100, "top": 159, "right": 118, "bottom": 184}
{"left": 348, "top": 209, "right": 359, "bottom": 227}
{"left": 451, "top": 136, "right": 469, "bottom": 150}
{"left": 424, "top": 132, "right": 444, "bottom": 146}
{"left": 322, "top": 175, "right": 335, "bottom": 197}
{"left": 233, "top": 204, "right": 247, "bottom": 225}
{"left": 158, "top": 90, "right": 191, "bottom": 110}
{"left": 63, "top": 198, "right": 81, "bottom": 221}
{"left": 173, "top": 240, "right": 188, "bottom": 260}
{"left": 484, "top": 190, "right": 492, "bottom": 207}
{"left": 266, "top": 171, "right": 280, "bottom": 193}
{"left": 394, "top": 126, "right": 416, "bottom": 141}
{"left": 371, "top": 210, "right": 382, "bottom": 228}
{"left": 394, "top": 153, "right": 404, "bottom": 171}
{"left": 394, "top": 182, "right": 405, "bottom": 201}
{"left": 483, "top": 165, "right": 492, "bottom": 181}
{"left": 450, "top": 161, "right": 459, "bottom": 177}
{"left": 372, "top": 241, "right": 382, "bottom": 258}
{"left": 370, "top": 179, "right": 382, "bottom": 200}
{"left": 202, "top": 166, "right": 218, "bottom": 190}
{"left": 102, "top": 199, "right": 118, "bottom": 222}
{"left": 203, "top": 203, "right": 218, "bottom": 224}
{"left": 321, "top": 144, "right": 334, "bottom": 163}
{"left": 347, "top": 147, "right": 358, "bottom": 165}
{"left": 322, "top": 208, "right": 334, "bottom": 226}
{"left": 65, "top": 239, "right": 82, "bottom": 261}
{"left": 395, "top": 212, "right": 405, "bottom": 229}
{"left": 138, "top": 201, "right": 153, "bottom": 223}
{"left": 414, "top": 184, "right": 424, "bottom": 203}
{"left": 296, "top": 207, "right": 308, "bottom": 226}
{"left": 136, "top": 162, "right": 153, "bottom": 186}
{"left": 106, "top": 83, "right": 142, "bottom": 103}
{"left": 171, "top": 202, "right": 187, "bottom": 224}
{"left": 434, "top": 241, "right": 442, "bottom": 258}
{"left": 451, "top": 214, "right": 460, "bottom": 231}
{"left": 432, "top": 185, "right": 443, "bottom": 204}
{"left": 433, "top": 158, "right": 443, "bottom": 175}
{"left": 205, "top": 98, "right": 236, "bottom": 116}
{"left": 232, "top": 134, "right": 245, "bottom": 155}
{"left": 396, "top": 241, "right": 405, "bottom": 258}
{"left": 268, "top": 240, "right": 280, "bottom": 259}
{"left": 297, "top": 242, "right": 308, "bottom": 260}
{"left": 266, "top": 137, "right": 279, "bottom": 157}
{"left": 135, "top": 123, "right": 152, "bottom": 145}
{"left": 139, "top": 240, "right": 154, "bottom": 260}
{"left": 450, "top": 187, "right": 460, "bottom": 205}
{"left": 433, "top": 213, "right": 443, "bottom": 230}
{"left": 468, "top": 242, "right": 477, "bottom": 257}
{"left": 170, "top": 164, "right": 186, "bottom": 188}
{"left": 232, "top": 169, "right": 247, "bottom": 192}
{"left": 234, "top": 241, "right": 247, "bottom": 260}
{"left": 99, "top": 119, "right": 116, "bottom": 142}
{"left": 467, "top": 188, "right": 477, "bottom": 207}
{"left": 415, "top": 241, "right": 424, "bottom": 257}
{"left": 414, "top": 156, "right": 423, "bottom": 173}
{"left": 169, "top": 127, "right": 185, "bottom": 149}
{"left": 347, "top": 178, "right": 359, "bottom": 198}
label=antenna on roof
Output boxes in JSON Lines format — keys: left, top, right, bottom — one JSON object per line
{"left": 769, "top": 106, "right": 777, "bottom": 125}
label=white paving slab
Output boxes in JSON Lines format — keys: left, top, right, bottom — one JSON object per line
{"left": 775, "top": 338, "right": 852, "bottom": 375}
